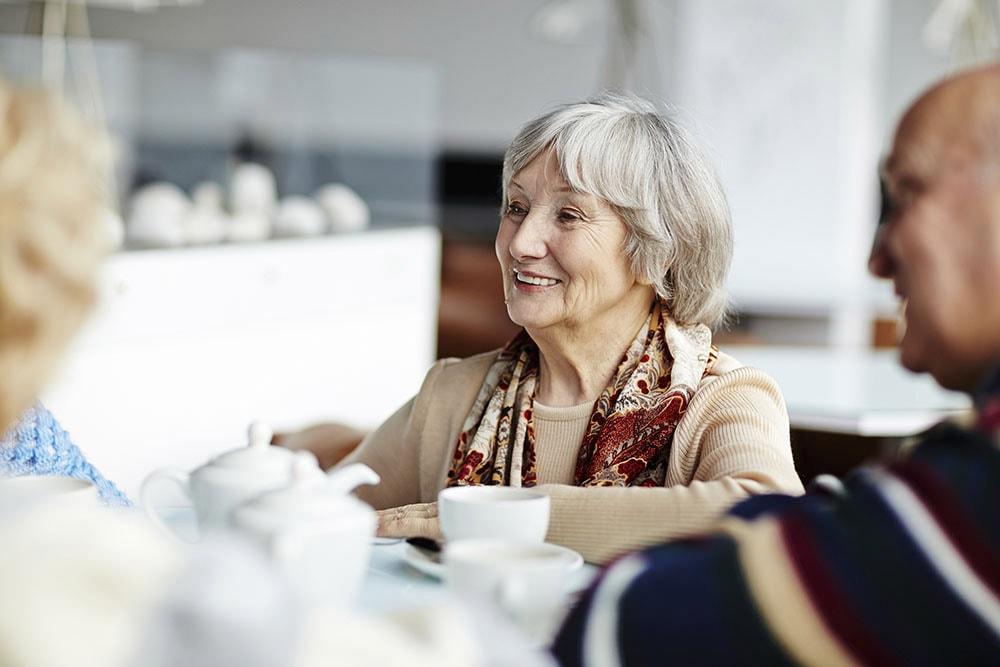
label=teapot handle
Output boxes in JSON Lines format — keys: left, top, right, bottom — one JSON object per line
{"left": 140, "top": 468, "right": 197, "bottom": 544}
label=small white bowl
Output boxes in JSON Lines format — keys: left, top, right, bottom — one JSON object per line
{"left": 438, "top": 486, "right": 550, "bottom": 543}
{"left": 0, "top": 476, "right": 98, "bottom": 518}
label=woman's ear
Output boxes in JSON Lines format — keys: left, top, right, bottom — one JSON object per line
{"left": 634, "top": 271, "right": 655, "bottom": 287}
{"left": 632, "top": 260, "right": 660, "bottom": 288}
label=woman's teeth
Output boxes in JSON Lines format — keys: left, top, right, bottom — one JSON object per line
{"left": 516, "top": 274, "right": 558, "bottom": 286}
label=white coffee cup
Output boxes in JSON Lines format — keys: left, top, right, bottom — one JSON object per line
{"left": 438, "top": 486, "right": 550, "bottom": 543}
{"left": 443, "top": 538, "right": 582, "bottom": 645}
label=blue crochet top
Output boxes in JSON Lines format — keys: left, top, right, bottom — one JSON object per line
{"left": 1, "top": 404, "right": 131, "bottom": 506}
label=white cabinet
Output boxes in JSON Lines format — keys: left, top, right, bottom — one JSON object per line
{"left": 43, "top": 227, "right": 441, "bottom": 498}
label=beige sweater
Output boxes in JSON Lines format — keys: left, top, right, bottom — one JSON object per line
{"left": 343, "top": 349, "right": 804, "bottom": 564}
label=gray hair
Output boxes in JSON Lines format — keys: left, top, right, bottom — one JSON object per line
{"left": 501, "top": 93, "right": 733, "bottom": 329}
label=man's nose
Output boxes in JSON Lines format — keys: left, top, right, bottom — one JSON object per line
{"left": 868, "top": 225, "right": 894, "bottom": 278}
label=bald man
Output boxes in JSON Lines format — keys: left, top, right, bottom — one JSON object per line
{"left": 871, "top": 65, "right": 1000, "bottom": 393}
{"left": 552, "top": 67, "right": 1000, "bottom": 666}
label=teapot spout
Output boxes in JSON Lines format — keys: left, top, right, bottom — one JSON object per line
{"left": 326, "top": 462, "right": 380, "bottom": 495}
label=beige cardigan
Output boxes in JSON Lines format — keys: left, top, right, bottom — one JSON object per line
{"left": 343, "top": 349, "right": 804, "bottom": 564}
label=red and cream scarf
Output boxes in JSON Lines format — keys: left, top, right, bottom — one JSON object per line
{"left": 446, "top": 301, "right": 717, "bottom": 488}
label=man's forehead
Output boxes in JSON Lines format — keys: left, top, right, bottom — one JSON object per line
{"left": 885, "top": 101, "right": 959, "bottom": 181}
{"left": 885, "top": 71, "right": 1000, "bottom": 179}
{"left": 883, "top": 134, "right": 930, "bottom": 182}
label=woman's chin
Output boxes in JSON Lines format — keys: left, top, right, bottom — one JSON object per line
{"left": 506, "top": 307, "right": 558, "bottom": 332}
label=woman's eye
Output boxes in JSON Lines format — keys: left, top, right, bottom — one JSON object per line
{"left": 558, "top": 210, "right": 581, "bottom": 222}
{"left": 506, "top": 203, "right": 528, "bottom": 217}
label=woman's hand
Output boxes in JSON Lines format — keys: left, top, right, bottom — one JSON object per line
{"left": 271, "top": 422, "right": 367, "bottom": 470}
{"left": 376, "top": 502, "right": 442, "bottom": 540}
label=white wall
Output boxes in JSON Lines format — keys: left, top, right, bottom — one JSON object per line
{"left": 885, "top": 0, "right": 953, "bottom": 137}
{"left": 669, "top": 0, "right": 893, "bottom": 346}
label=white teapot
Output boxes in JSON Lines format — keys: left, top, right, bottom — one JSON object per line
{"left": 229, "top": 453, "right": 380, "bottom": 607}
{"left": 141, "top": 423, "right": 296, "bottom": 540}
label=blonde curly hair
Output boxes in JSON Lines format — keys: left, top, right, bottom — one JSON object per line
{"left": 0, "top": 80, "right": 111, "bottom": 434}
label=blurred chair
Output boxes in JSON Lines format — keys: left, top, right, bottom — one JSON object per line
{"left": 437, "top": 239, "right": 519, "bottom": 359}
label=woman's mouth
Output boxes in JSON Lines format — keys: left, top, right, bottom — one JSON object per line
{"left": 513, "top": 268, "right": 561, "bottom": 290}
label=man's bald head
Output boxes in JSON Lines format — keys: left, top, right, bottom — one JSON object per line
{"left": 892, "top": 64, "right": 1000, "bottom": 176}
{"left": 871, "top": 64, "right": 1000, "bottom": 392}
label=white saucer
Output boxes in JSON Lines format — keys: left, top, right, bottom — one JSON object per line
{"left": 402, "top": 542, "right": 592, "bottom": 593}
{"left": 403, "top": 543, "right": 444, "bottom": 578}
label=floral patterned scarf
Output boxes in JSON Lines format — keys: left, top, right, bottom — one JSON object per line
{"left": 446, "top": 300, "right": 717, "bottom": 488}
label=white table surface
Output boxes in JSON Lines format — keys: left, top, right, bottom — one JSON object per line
{"left": 360, "top": 540, "right": 449, "bottom": 612}
{"left": 725, "top": 345, "right": 971, "bottom": 437}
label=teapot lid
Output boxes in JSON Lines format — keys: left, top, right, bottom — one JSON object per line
{"left": 210, "top": 422, "right": 294, "bottom": 473}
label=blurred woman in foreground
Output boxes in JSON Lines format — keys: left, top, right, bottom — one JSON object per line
{"left": 0, "top": 80, "right": 126, "bottom": 504}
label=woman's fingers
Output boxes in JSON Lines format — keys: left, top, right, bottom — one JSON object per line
{"left": 376, "top": 502, "right": 442, "bottom": 540}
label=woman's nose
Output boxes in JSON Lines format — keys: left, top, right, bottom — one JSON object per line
{"left": 508, "top": 211, "right": 548, "bottom": 261}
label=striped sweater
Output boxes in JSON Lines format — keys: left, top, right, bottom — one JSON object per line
{"left": 554, "top": 405, "right": 1000, "bottom": 665}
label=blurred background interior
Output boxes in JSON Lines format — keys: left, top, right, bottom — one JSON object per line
{"left": 0, "top": 0, "right": 994, "bottom": 496}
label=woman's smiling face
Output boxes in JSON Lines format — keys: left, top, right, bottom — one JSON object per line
{"left": 495, "top": 148, "right": 653, "bottom": 337}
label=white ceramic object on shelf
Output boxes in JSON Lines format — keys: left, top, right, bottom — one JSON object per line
{"left": 228, "top": 163, "right": 276, "bottom": 243}
{"left": 227, "top": 211, "right": 272, "bottom": 243}
{"left": 316, "top": 183, "right": 370, "bottom": 232}
{"left": 127, "top": 182, "right": 190, "bottom": 248}
{"left": 140, "top": 422, "right": 295, "bottom": 540}
{"left": 184, "top": 182, "right": 229, "bottom": 246}
{"left": 228, "top": 454, "right": 380, "bottom": 607}
{"left": 273, "top": 195, "right": 327, "bottom": 238}
{"left": 231, "top": 162, "right": 277, "bottom": 217}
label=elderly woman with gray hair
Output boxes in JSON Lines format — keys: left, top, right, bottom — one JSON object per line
{"left": 292, "top": 94, "right": 803, "bottom": 564}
